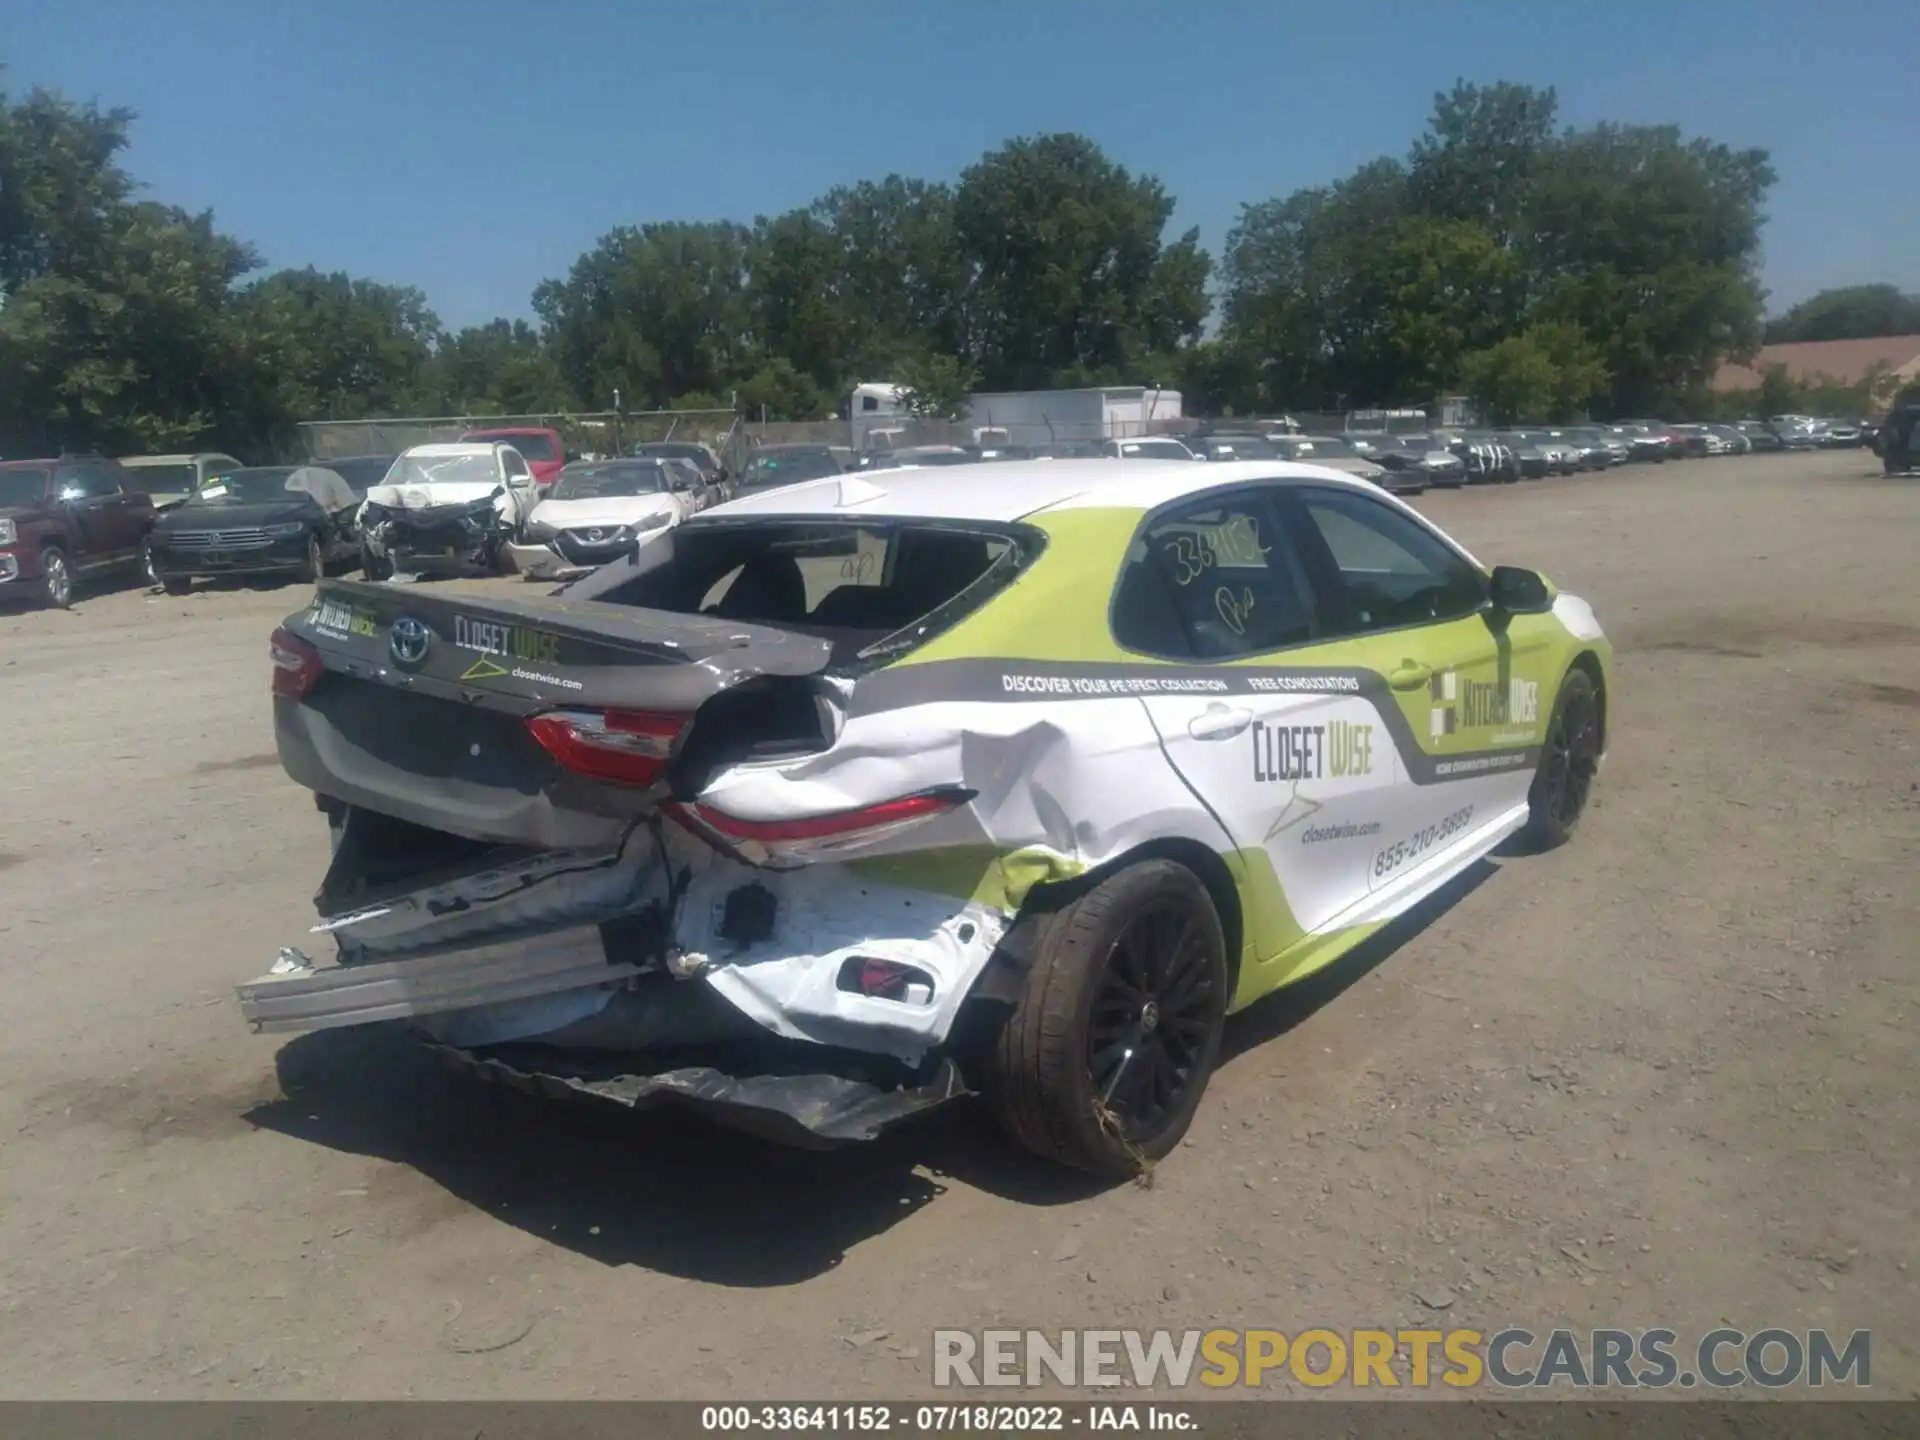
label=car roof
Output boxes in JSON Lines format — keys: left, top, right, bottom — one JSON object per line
{"left": 701, "top": 458, "right": 1390, "bottom": 525}
{"left": 400, "top": 442, "right": 504, "bottom": 458}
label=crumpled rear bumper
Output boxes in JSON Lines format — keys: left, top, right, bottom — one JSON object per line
{"left": 430, "top": 1040, "right": 970, "bottom": 1146}
{"left": 236, "top": 814, "right": 1012, "bottom": 1142}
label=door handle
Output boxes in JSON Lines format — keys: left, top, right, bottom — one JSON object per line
{"left": 1387, "top": 660, "right": 1434, "bottom": 692}
{"left": 1188, "top": 703, "right": 1254, "bottom": 741}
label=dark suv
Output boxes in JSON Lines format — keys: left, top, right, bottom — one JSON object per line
{"left": 0, "top": 455, "right": 159, "bottom": 608}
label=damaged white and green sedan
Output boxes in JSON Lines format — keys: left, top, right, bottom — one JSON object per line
{"left": 244, "top": 459, "right": 1611, "bottom": 1175}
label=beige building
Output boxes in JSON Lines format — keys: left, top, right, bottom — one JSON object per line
{"left": 1712, "top": 334, "right": 1920, "bottom": 407}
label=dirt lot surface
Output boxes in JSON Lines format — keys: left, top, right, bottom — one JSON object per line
{"left": 1, "top": 450, "right": 1914, "bottom": 1399}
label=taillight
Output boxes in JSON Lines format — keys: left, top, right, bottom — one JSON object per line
{"left": 670, "top": 788, "right": 973, "bottom": 866}
{"left": 269, "top": 627, "right": 323, "bottom": 700}
{"left": 525, "top": 708, "right": 687, "bottom": 786}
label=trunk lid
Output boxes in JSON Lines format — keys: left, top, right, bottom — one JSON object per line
{"left": 275, "top": 578, "right": 837, "bottom": 850}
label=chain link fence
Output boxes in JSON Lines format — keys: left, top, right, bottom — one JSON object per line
{"left": 299, "top": 401, "right": 1459, "bottom": 472}
{"left": 297, "top": 410, "right": 740, "bottom": 462}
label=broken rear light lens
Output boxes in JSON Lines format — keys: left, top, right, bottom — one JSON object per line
{"left": 525, "top": 708, "right": 687, "bottom": 786}
{"left": 269, "top": 627, "right": 323, "bottom": 700}
{"left": 672, "top": 788, "right": 973, "bottom": 866}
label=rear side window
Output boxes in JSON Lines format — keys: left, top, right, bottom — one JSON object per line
{"left": 581, "top": 520, "right": 1032, "bottom": 665}
{"left": 1112, "top": 490, "right": 1316, "bottom": 659}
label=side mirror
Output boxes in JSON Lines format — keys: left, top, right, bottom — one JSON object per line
{"left": 1489, "top": 565, "right": 1553, "bottom": 614}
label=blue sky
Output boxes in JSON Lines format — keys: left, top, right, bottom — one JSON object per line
{"left": 9, "top": 0, "right": 1916, "bottom": 331}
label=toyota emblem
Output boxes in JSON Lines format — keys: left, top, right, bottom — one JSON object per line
{"left": 389, "top": 616, "right": 432, "bottom": 667}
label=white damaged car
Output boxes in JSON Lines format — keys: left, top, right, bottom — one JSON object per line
{"left": 358, "top": 442, "right": 540, "bottom": 580}
{"left": 248, "top": 459, "right": 1611, "bottom": 1174}
{"left": 505, "top": 457, "right": 707, "bottom": 581}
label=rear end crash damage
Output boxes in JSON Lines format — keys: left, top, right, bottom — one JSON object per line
{"left": 237, "top": 810, "right": 1032, "bottom": 1142}
{"left": 361, "top": 494, "right": 513, "bottom": 574}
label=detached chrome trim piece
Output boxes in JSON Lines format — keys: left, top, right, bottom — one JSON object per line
{"left": 235, "top": 925, "right": 640, "bottom": 1033}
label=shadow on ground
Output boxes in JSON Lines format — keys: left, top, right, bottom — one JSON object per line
{"left": 244, "top": 858, "right": 1501, "bottom": 1286}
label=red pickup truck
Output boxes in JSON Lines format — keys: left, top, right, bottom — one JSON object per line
{"left": 0, "top": 455, "right": 160, "bottom": 608}
{"left": 458, "top": 427, "right": 567, "bottom": 489}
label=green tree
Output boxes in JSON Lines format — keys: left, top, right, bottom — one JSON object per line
{"left": 1461, "top": 331, "right": 1559, "bottom": 424}
{"left": 952, "top": 133, "right": 1210, "bottom": 390}
{"left": 0, "top": 81, "right": 137, "bottom": 300}
{"left": 535, "top": 221, "right": 753, "bottom": 411}
{"left": 891, "top": 352, "right": 977, "bottom": 419}
{"left": 809, "top": 176, "right": 966, "bottom": 377}
{"left": 3, "top": 202, "right": 259, "bottom": 452}
{"left": 1406, "top": 81, "right": 1559, "bottom": 253}
{"left": 1755, "top": 364, "right": 1798, "bottom": 417}
{"left": 736, "top": 355, "right": 831, "bottom": 421}
{"left": 430, "top": 318, "right": 571, "bottom": 414}
{"left": 1765, "top": 284, "right": 1920, "bottom": 343}
{"left": 745, "top": 209, "right": 853, "bottom": 396}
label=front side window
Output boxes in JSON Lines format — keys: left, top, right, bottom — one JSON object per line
{"left": 59, "top": 464, "right": 120, "bottom": 500}
{"left": 1112, "top": 490, "right": 1316, "bottom": 659}
{"left": 1290, "top": 488, "right": 1486, "bottom": 637}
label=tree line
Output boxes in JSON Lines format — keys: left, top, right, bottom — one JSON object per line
{"left": 5, "top": 65, "right": 1895, "bottom": 462}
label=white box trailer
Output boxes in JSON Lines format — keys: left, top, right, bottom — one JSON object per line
{"left": 849, "top": 382, "right": 1183, "bottom": 451}
{"left": 964, "top": 387, "right": 1182, "bottom": 449}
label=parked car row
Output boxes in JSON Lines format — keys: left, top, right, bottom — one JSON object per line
{"left": 0, "top": 440, "right": 737, "bottom": 609}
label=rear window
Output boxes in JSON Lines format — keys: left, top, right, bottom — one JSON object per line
{"left": 586, "top": 520, "right": 1035, "bottom": 666}
{"left": 126, "top": 462, "right": 198, "bottom": 495}
{"left": 632, "top": 443, "right": 713, "bottom": 470}
{"left": 745, "top": 450, "right": 841, "bottom": 484}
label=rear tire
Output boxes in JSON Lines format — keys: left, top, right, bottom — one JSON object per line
{"left": 985, "top": 860, "right": 1228, "bottom": 1178}
{"left": 1522, "top": 668, "right": 1601, "bottom": 850}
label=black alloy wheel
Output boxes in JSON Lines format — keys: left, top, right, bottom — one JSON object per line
{"left": 1087, "top": 901, "right": 1219, "bottom": 1142}
{"left": 1524, "top": 669, "right": 1601, "bottom": 849}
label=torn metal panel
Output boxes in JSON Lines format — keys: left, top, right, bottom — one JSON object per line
{"left": 315, "top": 822, "right": 667, "bottom": 961}
{"left": 236, "top": 925, "right": 640, "bottom": 1033}
{"left": 667, "top": 830, "right": 1009, "bottom": 1066}
{"left": 416, "top": 980, "right": 767, "bottom": 1051}
{"left": 429, "top": 1038, "right": 972, "bottom": 1146}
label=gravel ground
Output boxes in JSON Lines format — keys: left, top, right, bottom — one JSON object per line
{"left": 0, "top": 448, "right": 1914, "bottom": 1399}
